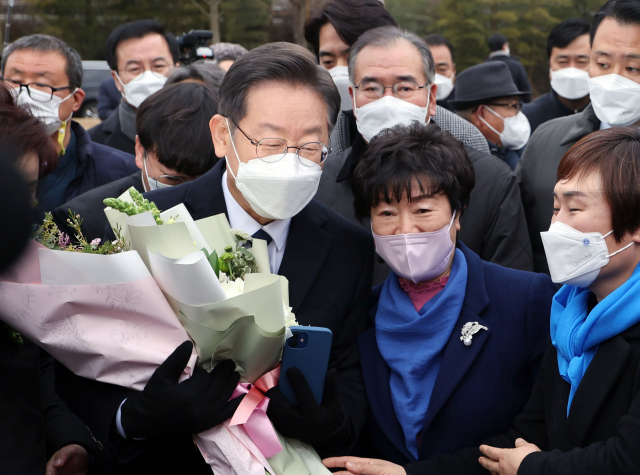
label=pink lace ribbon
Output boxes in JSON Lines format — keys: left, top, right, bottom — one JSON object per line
{"left": 229, "top": 365, "right": 282, "bottom": 457}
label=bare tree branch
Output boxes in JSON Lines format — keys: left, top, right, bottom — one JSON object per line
{"left": 189, "top": 0, "right": 210, "bottom": 20}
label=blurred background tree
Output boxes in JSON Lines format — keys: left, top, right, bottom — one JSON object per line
{"left": 0, "top": 0, "right": 608, "bottom": 97}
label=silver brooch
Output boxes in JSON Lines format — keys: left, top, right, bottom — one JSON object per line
{"left": 460, "top": 322, "right": 488, "bottom": 346}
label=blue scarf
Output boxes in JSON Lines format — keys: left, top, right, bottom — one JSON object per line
{"left": 376, "top": 249, "right": 467, "bottom": 459}
{"left": 551, "top": 261, "right": 640, "bottom": 416}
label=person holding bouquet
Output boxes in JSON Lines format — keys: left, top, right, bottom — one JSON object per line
{"left": 54, "top": 41, "right": 374, "bottom": 473}
{"left": 325, "top": 127, "right": 640, "bottom": 475}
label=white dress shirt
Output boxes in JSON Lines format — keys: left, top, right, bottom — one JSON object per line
{"left": 222, "top": 171, "right": 291, "bottom": 274}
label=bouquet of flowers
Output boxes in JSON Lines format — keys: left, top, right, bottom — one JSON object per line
{"left": 0, "top": 190, "right": 329, "bottom": 474}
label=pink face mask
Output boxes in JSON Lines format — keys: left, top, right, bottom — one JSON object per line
{"left": 372, "top": 211, "right": 456, "bottom": 283}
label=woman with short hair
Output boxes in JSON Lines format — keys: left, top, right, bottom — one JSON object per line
{"left": 326, "top": 126, "right": 640, "bottom": 475}
{"left": 331, "top": 122, "right": 556, "bottom": 469}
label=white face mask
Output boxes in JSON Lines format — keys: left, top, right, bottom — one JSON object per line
{"left": 550, "top": 67, "right": 589, "bottom": 100}
{"left": 589, "top": 74, "right": 640, "bottom": 127}
{"left": 224, "top": 118, "right": 323, "bottom": 220}
{"left": 540, "top": 221, "right": 634, "bottom": 288}
{"left": 328, "top": 66, "right": 353, "bottom": 111}
{"left": 434, "top": 73, "right": 454, "bottom": 100}
{"left": 142, "top": 154, "right": 175, "bottom": 192}
{"left": 116, "top": 70, "right": 167, "bottom": 108}
{"left": 479, "top": 106, "right": 531, "bottom": 150}
{"left": 14, "top": 86, "right": 76, "bottom": 136}
{"left": 353, "top": 93, "right": 431, "bottom": 143}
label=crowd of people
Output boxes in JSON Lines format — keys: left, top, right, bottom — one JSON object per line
{"left": 1, "top": 0, "right": 640, "bottom": 474}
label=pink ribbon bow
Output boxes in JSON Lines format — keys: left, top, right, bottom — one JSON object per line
{"left": 229, "top": 365, "right": 282, "bottom": 458}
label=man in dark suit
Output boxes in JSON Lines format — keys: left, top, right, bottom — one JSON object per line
{"left": 53, "top": 82, "right": 220, "bottom": 241}
{"left": 486, "top": 33, "right": 532, "bottom": 103}
{"left": 89, "top": 20, "right": 179, "bottom": 155}
{"left": 523, "top": 19, "right": 591, "bottom": 134}
{"left": 55, "top": 42, "right": 374, "bottom": 473}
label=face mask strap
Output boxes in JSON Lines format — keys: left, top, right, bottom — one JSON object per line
{"left": 224, "top": 118, "right": 242, "bottom": 181}
{"left": 478, "top": 107, "right": 503, "bottom": 138}
{"left": 142, "top": 151, "right": 154, "bottom": 193}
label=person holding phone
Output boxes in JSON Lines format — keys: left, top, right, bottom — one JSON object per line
{"left": 326, "top": 122, "right": 556, "bottom": 469}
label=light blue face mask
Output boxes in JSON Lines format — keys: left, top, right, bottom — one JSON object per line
{"left": 142, "top": 152, "right": 186, "bottom": 192}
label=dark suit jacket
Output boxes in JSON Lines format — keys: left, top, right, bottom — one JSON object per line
{"left": 357, "top": 243, "right": 555, "bottom": 465}
{"left": 486, "top": 55, "right": 532, "bottom": 103}
{"left": 89, "top": 104, "right": 135, "bottom": 155}
{"left": 54, "top": 159, "right": 374, "bottom": 473}
{"left": 405, "top": 320, "right": 640, "bottom": 475}
{"left": 53, "top": 171, "right": 143, "bottom": 241}
{"left": 61, "top": 122, "right": 138, "bottom": 204}
{"left": 516, "top": 103, "right": 600, "bottom": 274}
{"left": 316, "top": 128, "right": 533, "bottom": 285}
{"left": 523, "top": 89, "right": 588, "bottom": 135}
{"left": 0, "top": 331, "right": 99, "bottom": 474}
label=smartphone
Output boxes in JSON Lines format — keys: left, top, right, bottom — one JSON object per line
{"left": 279, "top": 326, "right": 333, "bottom": 405}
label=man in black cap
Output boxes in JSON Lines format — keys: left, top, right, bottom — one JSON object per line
{"left": 451, "top": 62, "right": 532, "bottom": 171}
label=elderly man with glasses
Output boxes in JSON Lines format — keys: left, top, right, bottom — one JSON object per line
{"left": 315, "top": 26, "right": 534, "bottom": 284}
{"left": 451, "top": 61, "right": 532, "bottom": 171}
{"left": 0, "top": 34, "right": 138, "bottom": 218}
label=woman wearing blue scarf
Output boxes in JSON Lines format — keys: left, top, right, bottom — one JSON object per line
{"left": 323, "top": 122, "right": 557, "bottom": 469}
{"left": 325, "top": 127, "right": 640, "bottom": 475}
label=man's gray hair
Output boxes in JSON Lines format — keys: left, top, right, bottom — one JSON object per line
{"left": 166, "top": 62, "right": 226, "bottom": 89}
{"left": 1, "top": 34, "right": 83, "bottom": 88}
{"left": 348, "top": 26, "right": 435, "bottom": 86}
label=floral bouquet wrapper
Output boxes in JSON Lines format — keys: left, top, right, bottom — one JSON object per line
{"left": 0, "top": 242, "right": 197, "bottom": 390}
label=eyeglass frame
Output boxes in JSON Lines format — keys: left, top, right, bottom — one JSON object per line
{"left": 230, "top": 120, "right": 332, "bottom": 165}
{"left": 480, "top": 102, "right": 523, "bottom": 114}
{"left": 353, "top": 80, "right": 431, "bottom": 100}
{"left": 143, "top": 151, "right": 191, "bottom": 187}
{"left": 1, "top": 78, "right": 74, "bottom": 102}
{"left": 116, "top": 61, "right": 173, "bottom": 83}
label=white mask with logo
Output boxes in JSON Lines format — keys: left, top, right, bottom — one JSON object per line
{"left": 589, "top": 74, "right": 640, "bottom": 127}
{"left": 353, "top": 93, "right": 431, "bottom": 143}
{"left": 116, "top": 70, "right": 167, "bottom": 108}
{"left": 14, "top": 86, "right": 76, "bottom": 135}
{"left": 328, "top": 66, "right": 353, "bottom": 111}
{"left": 224, "top": 118, "right": 323, "bottom": 220}
{"left": 434, "top": 73, "right": 454, "bottom": 100}
{"left": 540, "top": 221, "right": 634, "bottom": 288}
{"left": 479, "top": 106, "right": 531, "bottom": 150}
{"left": 550, "top": 67, "right": 589, "bottom": 100}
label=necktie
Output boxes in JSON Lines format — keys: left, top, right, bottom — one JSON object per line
{"left": 251, "top": 228, "right": 273, "bottom": 246}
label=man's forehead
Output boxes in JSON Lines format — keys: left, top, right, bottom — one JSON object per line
{"left": 592, "top": 17, "right": 640, "bottom": 53}
{"left": 116, "top": 33, "right": 170, "bottom": 60}
{"left": 354, "top": 42, "right": 424, "bottom": 81}
{"left": 5, "top": 49, "right": 67, "bottom": 77}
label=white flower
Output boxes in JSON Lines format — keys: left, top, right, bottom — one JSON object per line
{"left": 218, "top": 271, "right": 229, "bottom": 284}
{"left": 283, "top": 301, "right": 298, "bottom": 328}
{"left": 231, "top": 228, "right": 252, "bottom": 244}
{"left": 220, "top": 278, "right": 244, "bottom": 298}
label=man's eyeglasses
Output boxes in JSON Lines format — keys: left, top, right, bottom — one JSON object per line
{"left": 118, "top": 62, "right": 172, "bottom": 82}
{"left": 354, "top": 80, "right": 430, "bottom": 101}
{"left": 143, "top": 152, "right": 189, "bottom": 186}
{"left": 1, "top": 78, "right": 73, "bottom": 103}
{"left": 484, "top": 102, "right": 523, "bottom": 114}
{"left": 232, "top": 121, "right": 331, "bottom": 165}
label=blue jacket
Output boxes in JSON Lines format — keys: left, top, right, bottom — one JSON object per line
{"left": 357, "top": 242, "right": 556, "bottom": 464}
{"left": 64, "top": 121, "right": 138, "bottom": 203}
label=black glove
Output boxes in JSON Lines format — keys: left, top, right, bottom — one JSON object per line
{"left": 121, "top": 341, "right": 242, "bottom": 439}
{"left": 266, "top": 367, "right": 351, "bottom": 448}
